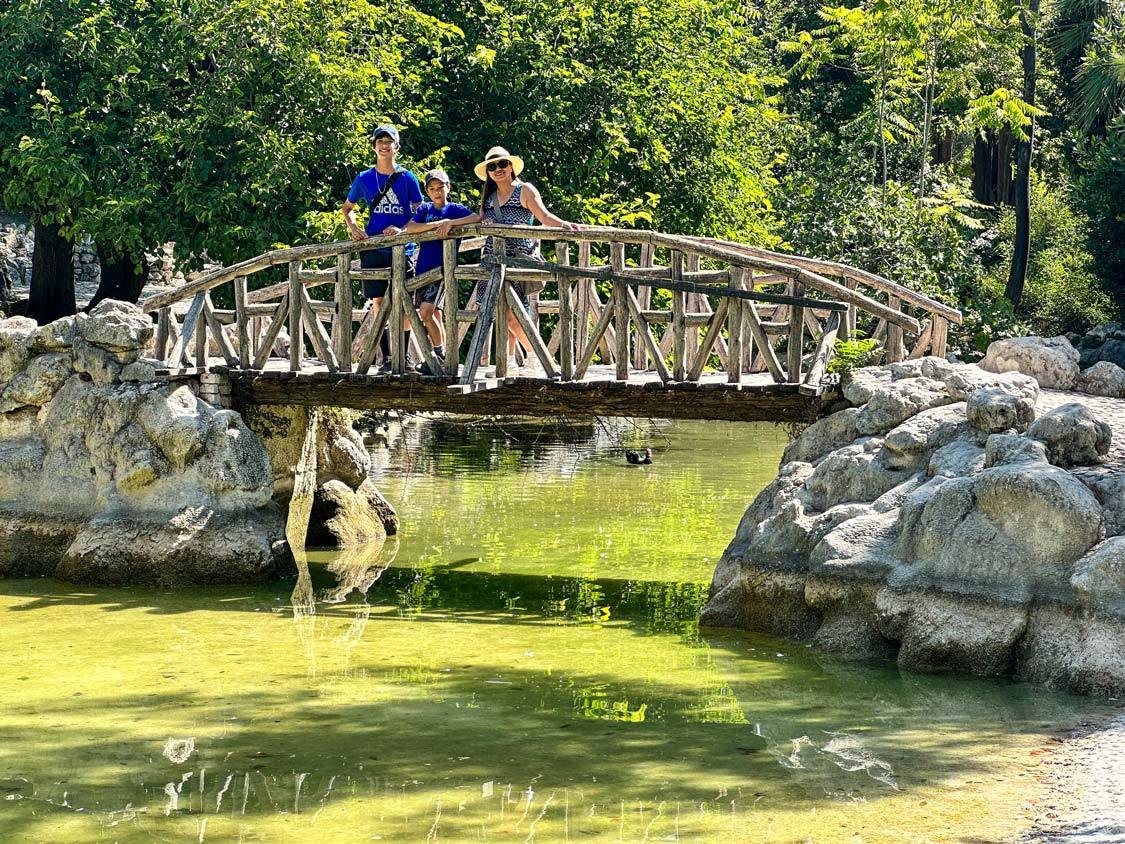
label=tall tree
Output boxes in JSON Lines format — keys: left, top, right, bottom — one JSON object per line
{"left": 1005, "top": 0, "right": 1041, "bottom": 307}
{"left": 0, "top": 0, "right": 454, "bottom": 317}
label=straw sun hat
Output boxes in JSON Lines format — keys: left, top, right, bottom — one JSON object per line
{"left": 473, "top": 146, "right": 525, "bottom": 181}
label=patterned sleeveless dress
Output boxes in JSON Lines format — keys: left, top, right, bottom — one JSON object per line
{"left": 477, "top": 181, "right": 537, "bottom": 308}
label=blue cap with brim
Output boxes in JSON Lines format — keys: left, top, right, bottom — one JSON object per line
{"left": 371, "top": 124, "right": 400, "bottom": 144}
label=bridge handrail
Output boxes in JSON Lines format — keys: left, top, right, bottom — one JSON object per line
{"left": 141, "top": 224, "right": 955, "bottom": 334}
{"left": 143, "top": 223, "right": 963, "bottom": 388}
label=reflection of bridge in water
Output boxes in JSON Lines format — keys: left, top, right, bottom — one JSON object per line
{"left": 141, "top": 225, "right": 961, "bottom": 422}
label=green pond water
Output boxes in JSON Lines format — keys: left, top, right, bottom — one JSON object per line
{"left": 0, "top": 418, "right": 1115, "bottom": 842}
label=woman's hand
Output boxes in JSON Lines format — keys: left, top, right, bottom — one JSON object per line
{"left": 561, "top": 221, "right": 582, "bottom": 232}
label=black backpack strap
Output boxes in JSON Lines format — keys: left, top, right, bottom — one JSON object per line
{"left": 369, "top": 168, "right": 404, "bottom": 208}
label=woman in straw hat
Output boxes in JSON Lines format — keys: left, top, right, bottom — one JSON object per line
{"left": 473, "top": 146, "right": 580, "bottom": 370}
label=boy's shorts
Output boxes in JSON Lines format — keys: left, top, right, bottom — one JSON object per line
{"left": 414, "top": 282, "right": 444, "bottom": 309}
{"left": 359, "top": 248, "right": 416, "bottom": 299}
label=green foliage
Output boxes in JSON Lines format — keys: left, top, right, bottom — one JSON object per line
{"left": 828, "top": 335, "right": 881, "bottom": 375}
{"left": 984, "top": 178, "right": 1113, "bottom": 334}
{"left": 0, "top": 0, "right": 455, "bottom": 267}
{"left": 0, "top": 0, "right": 1117, "bottom": 344}
{"left": 409, "top": 0, "right": 785, "bottom": 243}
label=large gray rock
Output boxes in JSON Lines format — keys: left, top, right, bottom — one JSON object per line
{"left": 56, "top": 507, "right": 289, "bottom": 586}
{"left": 0, "top": 316, "right": 35, "bottom": 383}
{"left": 72, "top": 337, "right": 126, "bottom": 383}
{"left": 980, "top": 335, "right": 1080, "bottom": 390}
{"left": 81, "top": 299, "right": 154, "bottom": 352}
{"left": 983, "top": 433, "right": 1049, "bottom": 468}
{"left": 0, "top": 510, "right": 86, "bottom": 577}
{"left": 809, "top": 509, "right": 899, "bottom": 579}
{"left": 842, "top": 367, "right": 892, "bottom": 405}
{"left": 928, "top": 440, "right": 986, "bottom": 478}
{"left": 944, "top": 367, "right": 1039, "bottom": 403}
{"left": 1075, "top": 361, "right": 1125, "bottom": 398}
{"left": 708, "top": 357, "right": 1125, "bottom": 696}
{"left": 1083, "top": 473, "right": 1125, "bottom": 537}
{"left": 882, "top": 403, "right": 970, "bottom": 470}
{"left": 0, "top": 311, "right": 313, "bottom": 586}
{"left": 805, "top": 438, "right": 913, "bottom": 511}
{"left": 805, "top": 578, "right": 894, "bottom": 660}
{"left": 136, "top": 385, "right": 209, "bottom": 471}
{"left": 0, "top": 352, "right": 72, "bottom": 410}
{"left": 1079, "top": 337, "right": 1125, "bottom": 371}
{"left": 854, "top": 378, "right": 952, "bottom": 436}
{"left": 1071, "top": 537, "right": 1125, "bottom": 618}
{"left": 29, "top": 315, "right": 80, "bottom": 353}
{"left": 876, "top": 588, "right": 1028, "bottom": 676}
{"left": 307, "top": 479, "right": 388, "bottom": 548}
{"left": 966, "top": 387, "right": 1035, "bottom": 434}
{"left": 1017, "top": 606, "right": 1125, "bottom": 696}
{"left": 782, "top": 407, "right": 859, "bottom": 465}
{"left": 896, "top": 461, "right": 1102, "bottom": 602}
{"left": 1027, "top": 403, "right": 1112, "bottom": 467}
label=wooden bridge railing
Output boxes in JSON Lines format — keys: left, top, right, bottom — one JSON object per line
{"left": 140, "top": 225, "right": 960, "bottom": 393}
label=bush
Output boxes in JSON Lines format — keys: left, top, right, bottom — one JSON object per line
{"left": 984, "top": 177, "right": 1114, "bottom": 335}
{"left": 828, "top": 336, "right": 881, "bottom": 375}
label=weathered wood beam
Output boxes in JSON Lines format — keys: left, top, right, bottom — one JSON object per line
{"left": 231, "top": 373, "right": 829, "bottom": 424}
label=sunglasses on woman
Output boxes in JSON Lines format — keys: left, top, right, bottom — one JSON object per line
{"left": 486, "top": 160, "right": 511, "bottom": 172}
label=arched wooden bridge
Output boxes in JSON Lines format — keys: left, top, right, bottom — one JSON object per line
{"left": 140, "top": 226, "right": 961, "bottom": 422}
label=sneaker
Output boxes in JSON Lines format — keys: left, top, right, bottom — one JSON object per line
{"left": 377, "top": 356, "right": 392, "bottom": 374}
{"left": 415, "top": 349, "right": 446, "bottom": 376}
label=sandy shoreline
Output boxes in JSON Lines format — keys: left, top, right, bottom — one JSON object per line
{"left": 1021, "top": 710, "right": 1125, "bottom": 842}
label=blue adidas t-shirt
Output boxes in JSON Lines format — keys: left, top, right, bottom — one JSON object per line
{"left": 411, "top": 202, "right": 475, "bottom": 275}
{"left": 347, "top": 167, "right": 424, "bottom": 252}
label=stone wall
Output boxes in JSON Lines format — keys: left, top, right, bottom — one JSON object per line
{"left": 704, "top": 348, "right": 1125, "bottom": 697}
{"left": 0, "top": 213, "right": 188, "bottom": 304}
{"left": 0, "top": 219, "right": 100, "bottom": 297}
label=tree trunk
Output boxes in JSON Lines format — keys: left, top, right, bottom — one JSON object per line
{"left": 85, "top": 251, "right": 146, "bottom": 311}
{"left": 973, "top": 127, "right": 1014, "bottom": 206}
{"left": 29, "top": 221, "right": 76, "bottom": 324}
{"left": 1005, "top": 0, "right": 1040, "bottom": 308}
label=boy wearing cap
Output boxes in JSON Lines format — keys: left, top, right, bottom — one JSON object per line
{"left": 342, "top": 124, "right": 424, "bottom": 370}
{"left": 404, "top": 169, "right": 479, "bottom": 374}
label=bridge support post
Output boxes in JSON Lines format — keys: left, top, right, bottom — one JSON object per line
{"left": 557, "top": 241, "right": 573, "bottom": 380}
{"left": 787, "top": 280, "right": 805, "bottom": 383}
{"left": 442, "top": 239, "right": 459, "bottom": 376}
{"left": 886, "top": 297, "right": 904, "bottom": 363}
{"left": 289, "top": 261, "right": 303, "bottom": 371}
{"left": 727, "top": 269, "right": 744, "bottom": 384}
{"left": 235, "top": 278, "right": 250, "bottom": 369}
{"left": 334, "top": 254, "right": 353, "bottom": 372}
{"left": 390, "top": 246, "right": 406, "bottom": 374}
{"left": 612, "top": 242, "right": 629, "bottom": 381}
{"left": 494, "top": 238, "right": 509, "bottom": 377}
{"left": 671, "top": 251, "right": 686, "bottom": 381}
{"left": 198, "top": 371, "right": 233, "bottom": 409}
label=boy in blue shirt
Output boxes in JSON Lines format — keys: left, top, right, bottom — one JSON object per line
{"left": 342, "top": 124, "right": 424, "bottom": 370}
{"left": 404, "top": 168, "right": 479, "bottom": 374}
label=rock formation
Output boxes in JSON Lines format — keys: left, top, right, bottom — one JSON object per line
{"left": 0, "top": 301, "right": 292, "bottom": 586}
{"left": 704, "top": 342, "right": 1125, "bottom": 697}
{"left": 240, "top": 404, "right": 397, "bottom": 548}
